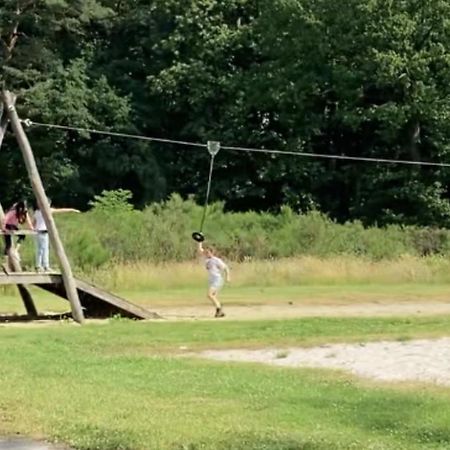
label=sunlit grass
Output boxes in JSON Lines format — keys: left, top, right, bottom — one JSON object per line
{"left": 1, "top": 317, "right": 450, "bottom": 449}
{"left": 86, "top": 255, "right": 450, "bottom": 291}
{"left": 2, "top": 256, "right": 450, "bottom": 314}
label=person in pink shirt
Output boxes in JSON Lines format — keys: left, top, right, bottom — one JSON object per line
{"left": 2, "top": 200, "right": 33, "bottom": 272}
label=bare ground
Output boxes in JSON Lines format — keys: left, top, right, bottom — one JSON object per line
{"left": 3, "top": 300, "right": 450, "bottom": 326}
{"left": 154, "top": 300, "right": 450, "bottom": 321}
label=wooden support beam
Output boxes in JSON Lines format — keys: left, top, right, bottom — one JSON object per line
{"left": 0, "top": 102, "right": 11, "bottom": 149}
{"left": 2, "top": 90, "right": 84, "bottom": 323}
{"left": 0, "top": 272, "right": 62, "bottom": 285}
{"left": 0, "top": 94, "right": 16, "bottom": 219}
{"left": 0, "top": 101, "right": 10, "bottom": 219}
{"left": 0, "top": 230, "right": 38, "bottom": 235}
{"left": 0, "top": 95, "right": 38, "bottom": 318}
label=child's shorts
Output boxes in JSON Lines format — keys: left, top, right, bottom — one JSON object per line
{"left": 208, "top": 275, "right": 224, "bottom": 290}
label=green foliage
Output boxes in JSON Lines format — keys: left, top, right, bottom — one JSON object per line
{"left": 65, "top": 227, "right": 111, "bottom": 270}
{"left": 55, "top": 210, "right": 111, "bottom": 270}
{"left": 3, "top": 0, "right": 450, "bottom": 226}
{"left": 89, "top": 189, "right": 134, "bottom": 212}
{"left": 50, "top": 195, "right": 450, "bottom": 270}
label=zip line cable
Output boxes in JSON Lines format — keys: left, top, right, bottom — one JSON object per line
{"left": 20, "top": 118, "right": 450, "bottom": 242}
{"left": 24, "top": 120, "right": 206, "bottom": 148}
{"left": 221, "top": 144, "right": 450, "bottom": 168}
{"left": 21, "top": 118, "right": 450, "bottom": 168}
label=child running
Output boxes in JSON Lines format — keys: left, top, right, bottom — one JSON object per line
{"left": 197, "top": 242, "right": 230, "bottom": 318}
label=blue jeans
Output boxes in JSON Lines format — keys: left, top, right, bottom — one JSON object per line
{"left": 36, "top": 232, "right": 49, "bottom": 269}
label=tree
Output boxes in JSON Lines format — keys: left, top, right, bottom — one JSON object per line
{"left": 245, "top": 0, "right": 450, "bottom": 224}
{"left": 0, "top": 0, "right": 164, "bottom": 208}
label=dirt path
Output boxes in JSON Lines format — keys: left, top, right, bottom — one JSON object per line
{"left": 154, "top": 301, "right": 450, "bottom": 321}
{"left": 2, "top": 300, "right": 450, "bottom": 327}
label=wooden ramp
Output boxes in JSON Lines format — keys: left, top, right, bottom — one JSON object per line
{"left": 0, "top": 273, "right": 160, "bottom": 320}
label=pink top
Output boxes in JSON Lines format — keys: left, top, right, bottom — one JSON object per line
{"left": 3, "top": 209, "right": 20, "bottom": 227}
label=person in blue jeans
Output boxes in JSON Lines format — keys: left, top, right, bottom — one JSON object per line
{"left": 33, "top": 200, "right": 80, "bottom": 272}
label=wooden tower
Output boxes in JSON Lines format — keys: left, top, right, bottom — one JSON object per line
{"left": 0, "top": 91, "right": 158, "bottom": 323}
{"left": 0, "top": 90, "right": 85, "bottom": 322}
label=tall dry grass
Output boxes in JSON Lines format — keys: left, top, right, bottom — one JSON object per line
{"left": 85, "top": 255, "right": 450, "bottom": 291}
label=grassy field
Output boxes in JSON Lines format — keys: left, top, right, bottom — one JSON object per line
{"left": 2, "top": 256, "right": 450, "bottom": 449}
{"left": 3, "top": 255, "right": 450, "bottom": 315}
{"left": 82, "top": 256, "right": 450, "bottom": 290}
{"left": 1, "top": 317, "right": 450, "bottom": 449}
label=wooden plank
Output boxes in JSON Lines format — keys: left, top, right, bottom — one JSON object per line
{"left": 17, "top": 285, "right": 38, "bottom": 316}
{"left": 0, "top": 272, "right": 158, "bottom": 320}
{"left": 0, "top": 95, "right": 14, "bottom": 149}
{"left": 0, "top": 273, "right": 62, "bottom": 285}
{"left": 0, "top": 230, "right": 38, "bottom": 235}
{"left": 74, "top": 278, "right": 159, "bottom": 319}
{"left": 0, "top": 225, "right": 39, "bottom": 317}
{"left": 2, "top": 90, "right": 84, "bottom": 324}
{"left": 0, "top": 239, "right": 39, "bottom": 317}
{"left": 0, "top": 95, "right": 36, "bottom": 316}
{"left": 0, "top": 95, "right": 15, "bottom": 222}
{"left": 34, "top": 277, "right": 160, "bottom": 320}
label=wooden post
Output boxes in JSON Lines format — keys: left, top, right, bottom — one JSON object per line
{"left": 0, "top": 99, "right": 38, "bottom": 317}
{"left": 2, "top": 90, "right": 85, "bottom": 323}
{"left": 0, "top": 109, "right": 7, "bottom": 219}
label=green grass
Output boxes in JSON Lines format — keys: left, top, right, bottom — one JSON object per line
{"left": 2, "top": 281, "right": 450, "bottom": 315}
{"left": 1, "top": 317, "right": 450, "bottom": 449}
{"left": 121, "top": 282, "right": 450, "bottom": 306}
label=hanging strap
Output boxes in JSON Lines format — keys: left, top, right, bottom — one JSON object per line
{"left": 199, "top": 154, "right": 216, "bottom": 232}
{"left": 197, "top": 141, "right": 221, "bottom": 233}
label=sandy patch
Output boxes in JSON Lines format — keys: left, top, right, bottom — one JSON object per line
{"left": 154, "top": 301, "right": 450, "bottom": 321}
{"left": 199, "top": 338, "right": 450, "bottom": 386}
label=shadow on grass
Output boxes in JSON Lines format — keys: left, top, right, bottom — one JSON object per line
{"left": 339, "top": 393, "right": 450, "bottom": 448}
{"left": 172, "top": 434, "right": 352, "bottom": 450}
{"left": 0, "top": 312, "right": 72, "bottom": 323}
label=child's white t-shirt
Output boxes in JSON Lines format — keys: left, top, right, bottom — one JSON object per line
{"left": 34, "top": 210, "right": 47, "bottom": 231}
{"left": 205, "top": 256, "right": 227, "bottom": 278}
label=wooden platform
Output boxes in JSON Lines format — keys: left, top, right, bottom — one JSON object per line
{"left": 0, "top": 230, "right": 38, "bottom": 235}
{"left": 0, "top": 273, "right": 160, "bottom": 320}
{"left": 0, "top": 272, "right": 61, "bottom": 285}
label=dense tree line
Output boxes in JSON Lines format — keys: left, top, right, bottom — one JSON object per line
{"left": 2, "top": 0, "right": 450, "bottom": 226}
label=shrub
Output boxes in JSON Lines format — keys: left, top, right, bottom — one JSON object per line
{"left": 46, "top": 190, "right": 450, "bottom": 271}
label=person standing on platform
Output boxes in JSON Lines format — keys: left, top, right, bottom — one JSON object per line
{"left": 2, "top": 200, "right": 34, "bottom": 273}
{"left": 33, "top": 200, "right": 80, "bottom": 273}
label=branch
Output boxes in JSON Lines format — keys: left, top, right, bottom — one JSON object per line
{"left": 0, "top": 38, "right": 9, "bottom": 52}
{"left": 18, "top": 0, "right": 37, "bottom": 14}
{"left": 2, "top": 0, "right": 35, "bottom": 62}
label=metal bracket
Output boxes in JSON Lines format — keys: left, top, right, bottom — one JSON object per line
{"left": 207, "top": 141, "right": 221, "bottom": 156}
